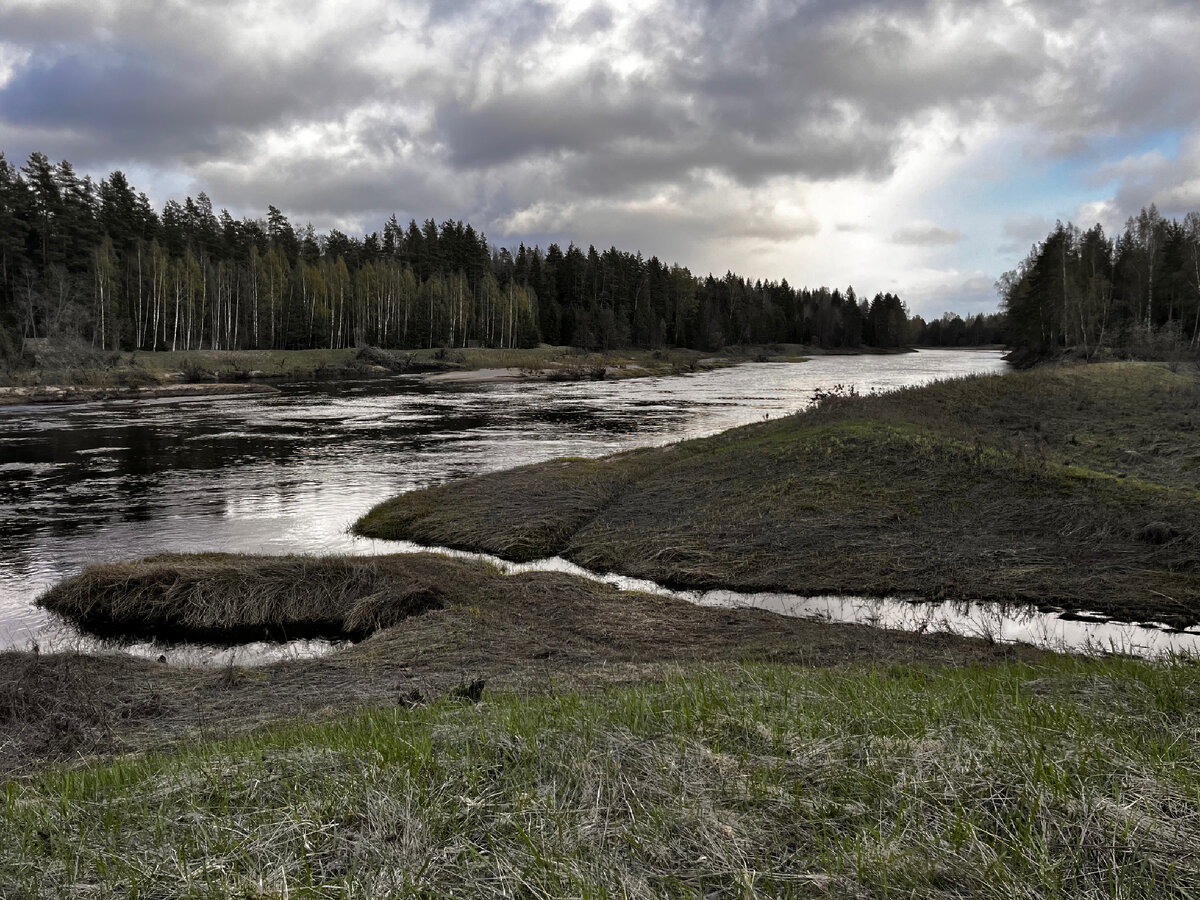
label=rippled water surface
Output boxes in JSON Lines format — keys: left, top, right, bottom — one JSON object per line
{"left": 0, "top": 350, "right": 1008, "bottom": 649}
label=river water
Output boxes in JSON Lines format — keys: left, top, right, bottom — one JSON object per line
{"left": 4, "top": 347, "right": 1197, "bottom": 660}
{"left": 0, "top": 350, "right": 1007, "bottom": 649}
{"left": 14, "top": 346, "right": 1190, "bottom": 663}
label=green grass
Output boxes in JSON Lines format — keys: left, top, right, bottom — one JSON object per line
{"left": 357, "top": 362, "right": 1200, "bottom": 627}
{"left": 3, "top": 656, "right": 1198, "bottom": 897}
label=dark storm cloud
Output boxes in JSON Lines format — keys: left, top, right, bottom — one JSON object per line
{"left": 0, "top": 0, "right": 382, "bottom": 169}
{"left": 434, "top": 71, "right": 681, "bottom": 170}
{"left": 2, "top": 51, "right": 246, "bottom": 160}
{"left": 670, "top": 0, "right": 1037, "bottom": 133}
{"left": 434, "top": 61, "right": 897, "bottom": 194}
{"left": 554, "top": 127, "right": 897, "bottom": 198}
{"left": 198, "top": 153, "right": 463, "bottom": 228}
{"left": 428, "top": 0, "right": 938, "bottom": 193}
{"left": 0, "top": 1, "right": 108, "bottom": 42}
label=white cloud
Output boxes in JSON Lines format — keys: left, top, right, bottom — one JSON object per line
{"left": 892, "top": 221, "right": 963, "bottom": 246}
{"left": 999, "top": 213, "right": 1054, "bottom": 256}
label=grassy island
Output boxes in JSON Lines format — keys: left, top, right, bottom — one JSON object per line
{"left": 356, "top": 361, "right": 1200, "bottom": 628}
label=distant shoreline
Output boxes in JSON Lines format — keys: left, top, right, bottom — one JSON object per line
{"left": 0, "top": 381, "right": 280, "bottom": 407}
{"left": 0, "top": 343, "right": 990, "bottom": 406}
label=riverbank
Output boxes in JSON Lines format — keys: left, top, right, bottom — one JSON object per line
{"left": 12, "top": 552, "right": 1198, "bottom": 895}
{"left": 0, "top": 342, "right": 845, "bottom": 403}
{"left": 357, "top": 361, "right": 1200, "bottom": 628}
{"left": 0, "top": 381, "right": 279, "bottom": 406}
{"left": 9, "top": 552, "right": 1041, "bottom": 773}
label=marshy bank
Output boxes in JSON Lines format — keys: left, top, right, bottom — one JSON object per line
{"left": 357, "top": 361, "right": 1200, "bottom": 628}
{"left": 6, "top": 552, "right": 1041, "bottom": 772}
{"left": 0, "top": 340, "right": 929, "bottom": 406}
{"left": 0, "top": 381, "right": 279, "bottom": 406}
{"left": 0, "top": 345, "right": 452, "bottom": 405}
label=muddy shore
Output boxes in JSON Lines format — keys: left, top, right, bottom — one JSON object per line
{"left": 0, "top": 342, "right": 840, "bottom": 404}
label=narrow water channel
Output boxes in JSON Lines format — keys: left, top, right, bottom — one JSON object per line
{"left": 1, "top": 348, "right": 1081, "bottom": 657}
{"left": 442, "top": 546, "right": 1200, "bottom": 660}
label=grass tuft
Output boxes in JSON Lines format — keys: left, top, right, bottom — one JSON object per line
{"left": 37, "top": 553, "right": 476, "bottom": 643}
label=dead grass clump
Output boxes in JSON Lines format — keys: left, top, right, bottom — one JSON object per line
{"left": 1136, "top": 521, "right": 1179, "bottom": 545}
{"left": 354, "top": 345, "right": 415, "bottom": 372}
{"left": 0, "top": 652, "right": 170, "bottom": 770}
{"left": 38, "top": 553, "right": 466, "bottom": 643}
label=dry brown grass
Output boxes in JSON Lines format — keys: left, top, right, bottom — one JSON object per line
{"left": 38, "top": 553, "right": 485, "bottom": 643}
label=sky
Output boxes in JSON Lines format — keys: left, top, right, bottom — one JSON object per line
{"left": 2, "top": 0, "right": 1199, "bottom": 320}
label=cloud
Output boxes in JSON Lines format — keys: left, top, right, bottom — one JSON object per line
{"left": 892, "top": 221, "right": 962, "bottom": 246}
{"left": 1095, "top": 134, "right": 1200, "bottom": 224}
{"left": 910, "top": 273, "right": 1002, "bottom": 319}
{"left": 1072, "top": 200, "right": 1119, "bottom": 236}
{"left": 2, "top": 0, "right": 1200, "bottom": 314}
{"left": 0, "top": 1, "right": 386, "bottom": 168}
{"left": 998, "top": 213, "right": 1053, "bottom": 256}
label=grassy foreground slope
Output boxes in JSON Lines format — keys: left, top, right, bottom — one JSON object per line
{"left": 3, "top": 658, "right": 1198, "bottom": 897}
{"left": 357, "top": 362, "right": 1200, "bottom": 627}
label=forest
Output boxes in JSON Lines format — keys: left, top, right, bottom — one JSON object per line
{"left": 0, "top": 152, "right": 1002, "bottom": 362}
{"left": 1000, "top": 204, "right": 1200, "bottom": 357}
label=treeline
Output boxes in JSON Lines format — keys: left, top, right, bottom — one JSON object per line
{"left": 0, "top": 151, "right": 994, "bottom": 360}
{"left": 999, "top": 204, "right": 1200, "bottom": 356}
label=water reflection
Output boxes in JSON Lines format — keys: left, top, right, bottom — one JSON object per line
{"left": 1, "top": 350, "right": 1008, "bottom": 649}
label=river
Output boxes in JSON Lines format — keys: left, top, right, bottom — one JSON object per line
{"left": 3, "top": 349, "right": 1008, "bottom": 650}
